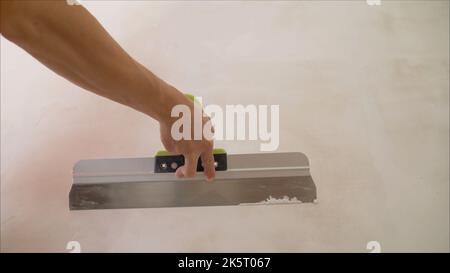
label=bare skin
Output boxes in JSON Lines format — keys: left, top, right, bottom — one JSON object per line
{"left": 0, "top": 0, "right": 215, "bottom": 180}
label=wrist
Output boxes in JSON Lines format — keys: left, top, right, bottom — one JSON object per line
{"left": 150, "top": 80, "right": 189, "bottom": 127}
{"left": 132, "top": 64, "right": 186, "bottom": 125}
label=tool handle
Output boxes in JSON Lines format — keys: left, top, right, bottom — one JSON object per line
{"left": 154, "top": 149, "right": 227, "bottom": 173}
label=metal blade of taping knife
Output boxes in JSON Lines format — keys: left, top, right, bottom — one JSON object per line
{"left": 69, "top": 152, "right": 316, "bottom": 210}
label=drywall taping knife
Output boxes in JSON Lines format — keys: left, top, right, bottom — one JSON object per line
{"left": 69, "top": 151, "right": 316, "bottom": 210}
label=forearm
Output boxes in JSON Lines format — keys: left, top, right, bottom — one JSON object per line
{"left": 0, "top": 0, "right": 183, "bottom": 122}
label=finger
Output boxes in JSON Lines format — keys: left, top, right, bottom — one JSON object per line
{"left": 178, "top": 152, "right": 200, "bottom": 178}
{"left": 175, "top": 166, "right": 184, "bottom": 178}
{"left": 201, "top": 151, "right": 215, "bottom": 182}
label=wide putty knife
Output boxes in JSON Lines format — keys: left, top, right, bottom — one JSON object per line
{"left": 69, "top": 151, "right": 316, "bottom": 210}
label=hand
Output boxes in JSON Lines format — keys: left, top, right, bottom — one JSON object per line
{"left": 0, "top": 0, "right": 216, "bottom": 182}
{"left": 158, "top": 93, "right": 216, "bottom": 181}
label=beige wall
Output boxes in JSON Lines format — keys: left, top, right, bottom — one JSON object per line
{"left": 1, "top": 0, "right": 448, "bottom": 252}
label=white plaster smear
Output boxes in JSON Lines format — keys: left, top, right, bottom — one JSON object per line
{"left": 239, "top": 196, "right": 310, "bottom": 206}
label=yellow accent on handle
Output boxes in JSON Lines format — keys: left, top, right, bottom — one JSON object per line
{"left": 184, "top": 93, "right": 202, "bottom": 106}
